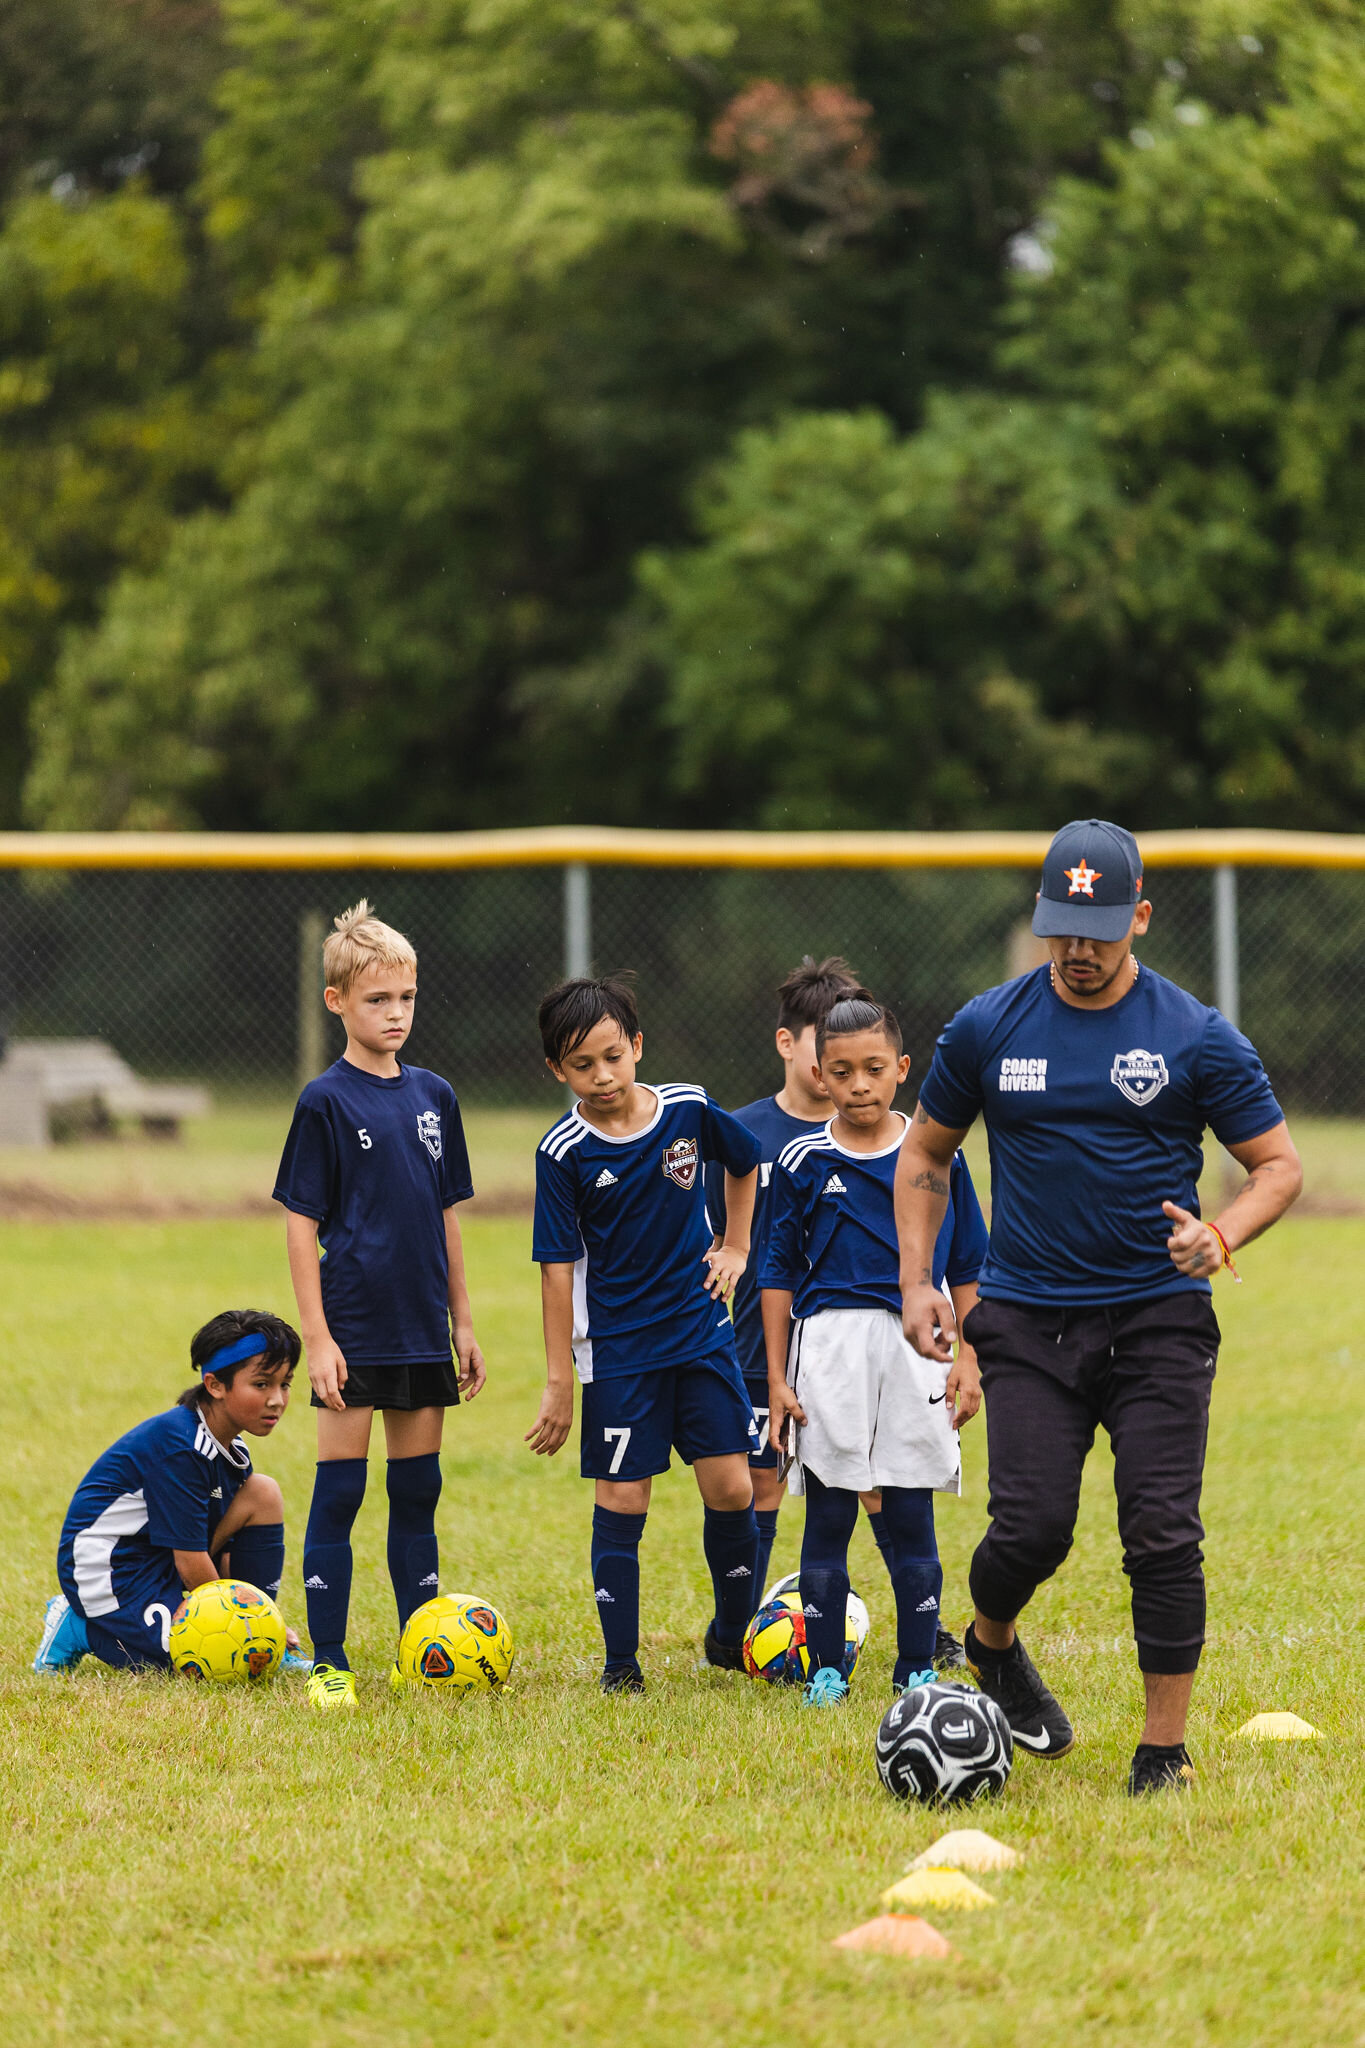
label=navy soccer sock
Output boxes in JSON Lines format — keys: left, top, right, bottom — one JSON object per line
{"left": 881, "top": 1484, "right": 943, "bottom": 1683}
{"left": 302, "top": 1458, "right": 368, "bottom": 1670}
{"left": 227, "top": 1521, "right": 286, "bottom": 1603}
{"left": 752, "top": 1508, "right": 780, "bottom": 1617}
{"left": 591, "top": 1507, "right": 646, "bottom": 1673}
{"left": 386, "top": 1452, "right": 443, "bottom": 1631}
{"left": 800, "top": 1470, "right": 859, "bottom": 1677}
{"left": 704, "top": 1503, "right": 761, "bottom": 1646}
{"left": 867, "top": 1507, "right": 897, "bottom": 1582}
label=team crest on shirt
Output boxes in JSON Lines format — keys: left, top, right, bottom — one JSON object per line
{"left": 661, "top": 1136, "right": 699, "bottom": 1189}
{"left": 416, "top": 1109, "right": 443, "bottom": 1160}
{"left": 1110, "top": 1048, "right": 1169, "bottom": 1106}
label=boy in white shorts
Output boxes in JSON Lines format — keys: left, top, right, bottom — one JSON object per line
{"left": 760, "top": 997, "right": 986, "bottom": 1706}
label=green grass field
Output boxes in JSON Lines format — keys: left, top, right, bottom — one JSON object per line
{"left": 1, "top": 1200, "right": 1363, "bottom": 2047}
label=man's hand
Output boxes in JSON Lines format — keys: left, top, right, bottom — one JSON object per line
{"left": 524, "top": 1380, "right": 574, "bottom": 1457}
{"left": 306, "top": 1335, "right": 349, "bottom": 1412}
{"left": 703, "top": 1244, "right": 746, "bottom": 1303}
{"left": 454, "top": 1324, "right": 486, "bottom": 1400}
{"left": 1161, "top": 1201, "right": 1225, "bottom": 1277}
{"left": 903, "top": 1284, "right": 958, "bottom": 1362}
{"left": 768, "top": 1379, "right": 806, "bottom": 1457}
{"left": 944, "top": 1350, "right": 982, "bottom": 1431}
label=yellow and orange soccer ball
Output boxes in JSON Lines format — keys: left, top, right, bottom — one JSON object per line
{"left": 169, "top": 1579, "right": 287, "bottom": 1682}
{"left": 395, "top": 1593, "right": 515, "bottom": 1695}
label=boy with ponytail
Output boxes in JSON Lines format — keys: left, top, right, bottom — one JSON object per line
{"left": 274, "top": 901, "right": 485, "bottom": 1708}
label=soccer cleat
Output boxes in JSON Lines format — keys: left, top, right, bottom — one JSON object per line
{"left": 32, "top": 1594, "right": 88, "bottom": 1674}
{"left": 1127, "top": 1742, "right": 1195, "bottom": 1796}
{"left": 965, "top": 1624, "right": 1074, "bottom": 1757}
{"left": 389, "top": 1662, "right": 407, "bottom": 1693}
{"left": 280, "top": 1646, "right": 314, "bottom": 1675}
{"left": 702, "top": 1623, "right": 745, "bottom": 1672}
{"left": 934, "top": 1624, "right": 967, "bottom": 1670}
{"left": 802, "top": 1667, "right": 849, "bottom": 1709}
{"left": 600, "top": 1662, "right": 646, "bottom": 1695}
{"left": 306, "top": 1664, "right": 358, "bottom": 1711}
{"left": 893, "top": 1667, "right": 938, "bottom": 1697}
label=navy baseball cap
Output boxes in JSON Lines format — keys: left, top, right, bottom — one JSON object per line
{"left": 1032, "top": 819, "right": 1144, "bottom": 941}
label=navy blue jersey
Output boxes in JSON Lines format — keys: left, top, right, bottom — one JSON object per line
{"left": 532, "top": 1083, "right": 762, "bottom": 1381}
{"left": 58, "top": 1407, "right": 252, "bottom": 1621}
{"left": 918, "top": 963, "right": 1283, "bottom": 1306}
{"left": 274, "top": 1058, "right": 474, "bottom": 1365}
{"left": 758, "top": 1115, "right": 987, "bottom": 1321}
{"left": 706, "top": 1097, "right": 827, "bottom": 1380}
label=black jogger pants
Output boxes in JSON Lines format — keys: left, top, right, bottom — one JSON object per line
{"left": 964, "top": 1290, "right": 1220, "bottom": 1675}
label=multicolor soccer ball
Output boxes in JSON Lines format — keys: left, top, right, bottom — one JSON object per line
{"left": 395, "top": 1592, "right": 515, "bottom": 1694}
{"left": 168, "top": 1578, "right": 287, "bottom": 1683}
{"left": 875, "top": 1680, "right": 1013, "bottom": 1804}
{"left": 742, "top": 1574, "right": 870, "bottom": 1686}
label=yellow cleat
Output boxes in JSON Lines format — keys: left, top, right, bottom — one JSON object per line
{"left": 306, "top": 1664, "right": 357, "bottom": 1711}
{"left": 389, "top": 1662, "right": 410, "bottom": 1693}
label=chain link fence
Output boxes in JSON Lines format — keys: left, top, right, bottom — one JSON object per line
{"left": 0, "top": 856, "right": 1362, "bottom": 1114}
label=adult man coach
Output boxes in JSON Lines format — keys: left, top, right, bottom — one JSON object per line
{"left": 894, "top": 819, "right": 1302, "bottom": 1795}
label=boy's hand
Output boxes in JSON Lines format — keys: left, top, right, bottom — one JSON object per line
{"left": 703, "top": 1243, "right": 746, "bottom": 1303}
{"left": 525, "top": 1381, "right": 574, "bottom": 1458}
{"left": 768, "top": 1379, "right": 806, "bottom": 1456}
{"left": 944, "top": 1351, "right": 982, "bottom": 1431}
{"left": 307, "top": 1336, "right": 349, "bottom": 1412}
{"left": 454, "top": 1328, "right": 486, "bottom": 1401}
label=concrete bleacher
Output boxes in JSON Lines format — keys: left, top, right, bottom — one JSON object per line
{"left": 0, "top": 1039, "right": 210, "bottom": 1147}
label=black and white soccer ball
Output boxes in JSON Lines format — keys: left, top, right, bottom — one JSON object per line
{"left": 875, "top": 1680, "right": 1013, "bottom": 1805}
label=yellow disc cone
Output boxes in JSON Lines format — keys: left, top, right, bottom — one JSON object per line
{"left": 882, "top": 1869, "right": 996, "bottom": 1913}
{"left": 1235, "top": 1711, "right": 1321, "bottom": 1741}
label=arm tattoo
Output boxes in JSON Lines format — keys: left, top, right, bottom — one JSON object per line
{"left": 918, "top": 1268, "right": 932, "bottom": 1286}
{"left": 907, "top": 1169, "right": 950, "bottom": 1197}
{"left": 912, "top": 1103, "right": 930, "bottom": 1124}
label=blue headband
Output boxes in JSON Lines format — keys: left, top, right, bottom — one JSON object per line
{"left": 201, "top": 1333, "right": 272, "bottom": 1378}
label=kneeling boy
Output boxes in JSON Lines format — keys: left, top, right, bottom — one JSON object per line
{"left": 526, "top": 974, "right": 763, "bottom": 1691}
{"left": 34, "top": 1309, "right": 304, "bottom": 1673}
{"left": 761, "top": 997, "right": 985, "bottom": 1705}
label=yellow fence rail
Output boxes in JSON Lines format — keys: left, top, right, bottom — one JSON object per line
{"left": 1, "top": 825, "right": 1364, "bottom": 870}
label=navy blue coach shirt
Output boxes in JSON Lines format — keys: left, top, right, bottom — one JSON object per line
{"left": 274, "top": 1059, "right": 474, "bottom": 1363}
{"left": 917, "top": 964, "right": 1283, "bottom": 1306}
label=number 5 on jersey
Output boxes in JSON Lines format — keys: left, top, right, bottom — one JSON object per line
{"left": 604, "top": 1426, "right": 632, "bottom": 1475}
{"left": 357, "top": 1128, "right": 372, "bottom": 1149}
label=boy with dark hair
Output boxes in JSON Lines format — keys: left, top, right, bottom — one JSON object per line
{"left": 526, "top": 974, "right": 763, "bottom": 1693}
{"left": 761, "top": 998, "right": 986, "bottom": 1706}
{"left": 274, "top": 900, "right": 485, "bottom": 1710}
{"left": 34, "top": 1309, "right": 306, "bottom": 1674}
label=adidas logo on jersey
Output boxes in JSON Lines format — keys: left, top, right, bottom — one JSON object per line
{"left": 822, "top": 1173, "right": 848, "bottom": 1197}
{"left": 803, "top": 1603, "right": 823, "bottom": 1618}
{"left": 304, "top": 1574, "right": 328, "bottom": 1590}
{"left": 916, "top": 1596, "right": 939, "bottom": 1611}
{"left": 419, "top": 1572, "right": 439, "bottom": 1586}
{"left": 595, "top": 1587, "right": 615, "bottom": 1603}
{"left": 594, "top": 1168, "right": 619, "bottom": 1189}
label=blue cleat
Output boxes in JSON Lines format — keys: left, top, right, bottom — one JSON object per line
{"left": 280, "top": 1646, "right": 314, "bottom": 1675}
{"left": 894, "top": 1667, "right": 938, "bottom": 1697}
{"left": 802, "top": 1667, "right": 849, "bottom": 1709}
{"left": 32, "top": 1594, "right": 88, "bottom": 1674}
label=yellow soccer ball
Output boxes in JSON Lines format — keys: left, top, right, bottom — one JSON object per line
{"left": 395, "top": 1592, "right": 514, "bottom": 1694}
{"left": 169, "top": 1578, "right": 287, "bottom": 1683}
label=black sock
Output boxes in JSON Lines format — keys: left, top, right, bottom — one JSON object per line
{"left": 866, "top": 1507, "right": 897, "bottom": 1581}
{"left": 882, "top": 1485, "right": 942, "bottom": 1683}
{"left": 752, "top": 1508, "right": 779, "bottom": 1617}
{"left": 800, "top": 1470, "right": 859, "bottom": 1677}
{"left": 592, "top": 1507, "right": 646, "bottom": 1670}
{"left": 704, "top": 1504, "right": 760, "bottom": 1646}
{"left": 303, "top": 1458, "right": 367, "bottom": 1671}
{"left": 226, "top": 1522, "right": 285, "bottom": 1604}
{"left": 385, "top": 1451, "right": 442, "bottom": 1631}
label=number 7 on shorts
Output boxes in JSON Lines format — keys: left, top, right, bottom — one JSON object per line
{"left": 604, "top": 1426, "right": 632, "bottom": 1475}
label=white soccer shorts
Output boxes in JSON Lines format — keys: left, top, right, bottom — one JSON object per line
{"left": 785, "top": 1306, "right": 962, "bottom": 1497}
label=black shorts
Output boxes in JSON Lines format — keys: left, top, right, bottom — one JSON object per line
{"left": 311, "top": 1358, "right": 461, "bottom": 1410}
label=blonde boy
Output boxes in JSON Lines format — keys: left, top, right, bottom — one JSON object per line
{"left": 274, "top": 901, "right": 484, "bottom": 1707}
